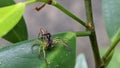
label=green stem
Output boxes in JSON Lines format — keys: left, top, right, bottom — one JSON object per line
{"left": 75, "top": 31, "right": 91, "bottom": 37}
{"left": 102, "top": 36, "right": 120, "bottom": 63}
{"left": 84, "top": 0, "right": 102, "bottom": 68}
{"left": 52, "top": 1, "right": 88, "bottom": 28}
{"left": 24, "top": 0, "right": 37, "bottom": 5}
{"left": 33, "top": 0, "right": 87, "bottom": 27}
{"left": 102, "top": 30, "right": 120, "bottom": 66}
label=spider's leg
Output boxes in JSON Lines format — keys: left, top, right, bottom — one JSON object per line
{"left": 38, "top": 31, "right": 41, "bottom": 38}
{"left": 31, "top": 39, "right": 42, "bottom": 53}
{"left": 53, "top": 37, "right": 66, "bottom": 46}
{"left": 31, "top": 44, "right": 38, "bottom": 53}
{"left": 60, "top": 40, "right": 72, "bottom": 51}
{"left": 38, "top": 45, "right": 42, "bottom": 59}
{"left": 42, "top": 46, "right": 49, "bottom": 64}
{"left": 53, "top": 37, "right": 71, "bottom": 51}
{"left": 35, "top": 3, "right": 46, "bottom": 11}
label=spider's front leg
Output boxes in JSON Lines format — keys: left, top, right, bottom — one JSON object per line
{"left": 31, "top": 39, "right": 42, "bottom": 53}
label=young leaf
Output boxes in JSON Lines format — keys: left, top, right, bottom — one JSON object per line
{"left": 102, "top": 0, "right": 120, "bottom": 43}
{"left": 0, "top": 3, "right": 25, "bottom": 38}
{"left": 3, "top": 17, "right": 28, "bottom": 43}
{"left": 0, "top": 32, "right": 76, "bottom": 68}
{"left": 0, "top": 0, "right": 28, "bottom": 43}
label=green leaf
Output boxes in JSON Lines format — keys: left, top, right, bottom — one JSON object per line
{"left": 0, "top": 0, "right": 15, "bottom": 7}
{"left": 75, "top": 54, "right": 88, "bottom": 68}
{"left": 102, "top": 0, "right": 120, "bottom": 43}
{"left": 3, "top": 17, "right": 28, "bottom": 43}
{"left": 0, "top": 0, "right": 14, "bottom": 7}
{"left": 0, "top": 32, "right": 76, "bottom": 68}
{"left": 0, "top": 3, "right": 25, "bottom": 38}
{"left": 101, "top": 48, "right": 120, "bottom": 68}
{"left": 0, "top": 0, "right": 28, "bottom": 43}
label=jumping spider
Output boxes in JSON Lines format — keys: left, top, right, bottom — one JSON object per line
{"left": 31, "top": 28, "right": 71, "bottom": 64}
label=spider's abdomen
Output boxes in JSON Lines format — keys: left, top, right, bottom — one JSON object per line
{"left": 42, "top": 33, "right": 53, "bottom": 48}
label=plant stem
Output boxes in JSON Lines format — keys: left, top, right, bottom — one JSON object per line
{"left": 75, "top": 31, "right": 91, "bottom": 37}
{"left": 35, "top": 0, "right": 87, "bottom": 27}
{"left": 52, "top": 2, "right": 88, "bottom": 28}
{"left": 102, "top": 27, "right": 120, "bottom": 66}
{"left": 84, "top": 0, "right": 102, "bottom": 68}
{"left": 24, "top": 0, "right": 36, "bottom": 5}
{"left": 102, "top": 35, "right": 120, "bottom": 63}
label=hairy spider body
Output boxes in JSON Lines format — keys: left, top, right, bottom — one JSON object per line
{"left": 39, "top": 28, "right": 53, "bottom": 49}
{"left": 31, "top": 28, "right": 70, "bottom": 64}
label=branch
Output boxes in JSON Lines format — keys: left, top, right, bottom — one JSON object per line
{"left": 51, "top": 1, "right": 88, "bottom": 28}
{"left": 84, "top": 0, "right": 102, "bottom": 68}
{"left": 75, "top": 31, "right": 91, "bottom": 37}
